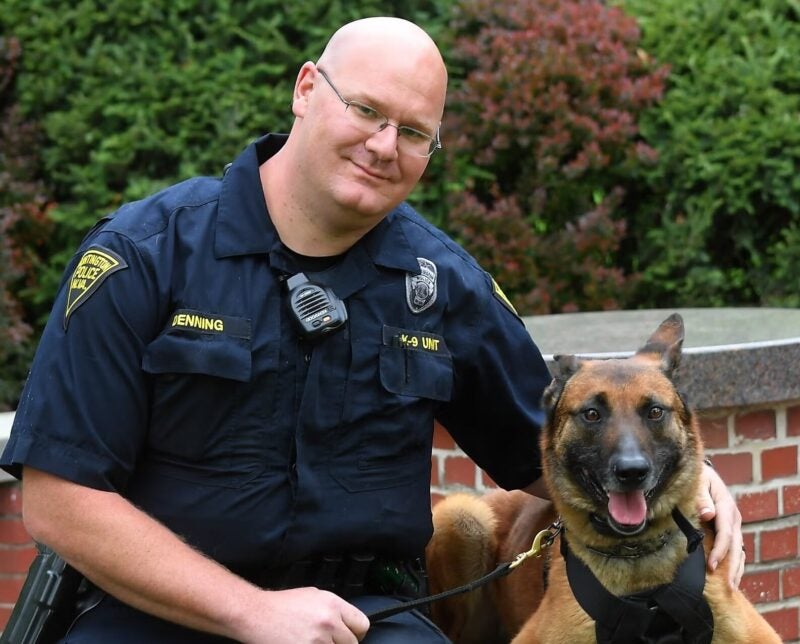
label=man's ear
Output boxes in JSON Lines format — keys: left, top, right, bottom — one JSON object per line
{"left": 292, "top": 62, "right": 317, "bottom": 118}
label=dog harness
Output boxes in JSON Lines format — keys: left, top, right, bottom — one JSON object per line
{"left": 563, "top": 509, "right": 713, "bottom": 644}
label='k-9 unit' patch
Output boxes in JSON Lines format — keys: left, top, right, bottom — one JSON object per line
{"left": 64, "top": 246, "right": 128, "bottom": 329}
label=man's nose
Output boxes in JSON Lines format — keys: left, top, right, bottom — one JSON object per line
{"left": 365, "top": 123, "right": 400, "bottom": 160}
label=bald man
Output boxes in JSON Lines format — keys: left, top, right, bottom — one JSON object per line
{"left": 3, "top": 16, "right": 743, "bottom": 644}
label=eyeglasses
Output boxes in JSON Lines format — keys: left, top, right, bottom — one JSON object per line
{"left": 316, "top": 68, "right": 442, "bottom": 158}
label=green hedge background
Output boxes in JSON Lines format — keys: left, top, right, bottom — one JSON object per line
{"left": 1, "top": 0, "right": 798, "bottom": 409}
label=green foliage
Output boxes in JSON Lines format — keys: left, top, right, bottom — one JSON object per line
{"left": 620, "top": 0, "right": 800, "bottom": 306}
{"left": 442, "top": 0, "right": 664, "bottom": 313}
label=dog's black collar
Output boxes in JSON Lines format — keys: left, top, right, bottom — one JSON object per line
{"left": 586, "top": 508, "right": 704, "bottom": 559}
{"left": 584, "top": 529, "right": 675, "bottom": 559}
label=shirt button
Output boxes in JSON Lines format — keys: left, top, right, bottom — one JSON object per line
{"left": 304, "top": 353, "right": 311, "bottom": 364}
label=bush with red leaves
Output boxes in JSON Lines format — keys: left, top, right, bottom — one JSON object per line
{"left": 444, "top": 0, "right": 667, "bottom": 314}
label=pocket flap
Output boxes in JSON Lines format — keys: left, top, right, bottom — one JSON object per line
{"left": 143, "top": 330, "right": 251, "bottom": 382}
{"left": 379, "top": 325, "right": 452, "bottom": 401}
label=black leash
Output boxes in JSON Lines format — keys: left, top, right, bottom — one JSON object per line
{"left": 367, "top": 520, "right": 562, "bottom": 623}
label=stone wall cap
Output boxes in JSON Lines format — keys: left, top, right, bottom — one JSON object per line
{"left": 523, "top": 307, "right": 800, "bottom": 410}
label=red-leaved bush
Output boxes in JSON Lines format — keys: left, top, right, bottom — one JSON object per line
{"left": 444, "top": 0, "right": 668, "bottom": 314}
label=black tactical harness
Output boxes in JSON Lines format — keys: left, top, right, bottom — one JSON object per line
{"left": 562, "top": 508, "right": 714, "bottom": 644}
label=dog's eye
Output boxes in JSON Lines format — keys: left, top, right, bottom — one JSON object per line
{"left": 648, "top": 406, "right": 664, "bottom": 420}
{"left": 582, "top": 408, "right": 601, "bottom": 422}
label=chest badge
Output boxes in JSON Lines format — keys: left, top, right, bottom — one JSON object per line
{"left": 406, "top": 257, "right": 437, "bottom": 314}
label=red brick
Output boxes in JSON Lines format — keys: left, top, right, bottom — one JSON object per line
{"left": 0, "top": 576, "right": 24, "bottom": 603}
{"left": 734, "top": 410, "right": 776, "bottom": 440}
{"left": 430, "top": 492, "right": 446, "bottom": 507}
{"left": 762, "top": 606, "right": 799, "bottom": 643}
{"left": 0, "top": 519, "right": 32, "bottom": 546}
{"left": 785, "top": 484, "right": 800, "bottom": 515}
{"left": 0, "top": 547, "right": 36, "bottom": 574}
{"left": 710, "top": 452, "right": 752, "bottom": 485}
{"left": 788, "top": 405, "right": 800, "bottom": 437}
{"left": 0, "top": 485, "right": 23, "bottom": 516}
{"left": 736, "top": 490, "right": 779, "bottom": 523}
{"left": 432, "top": 422, "right": 456, "bottom": 450}
{"left": 698, "top": 416, "right": 728, "bottom": 448}
{"left": 741, "top": 569, "right": 780, "bottom": 604}
{"left": 761, "top": 525, "right": 798, "bottom": 562}
{"left": 742, "top": 532, "right": 757, "bottom": 561}
{"left": 784, "top": 563, "right": 800, "bottom": 598}
{"left": 430, "top": 457, "right": 440, "bottom": 487}
{"left": 481, "top": 471, "right": 498, "bottom": 488}
{"left": 0, "top": 606, "right": 12, "bottom": 632}
{"left": 444, "top": 456, "right": 477, "bottom": 487}
{"left": 761, "top": 445, "right": 798, "bottom": 481}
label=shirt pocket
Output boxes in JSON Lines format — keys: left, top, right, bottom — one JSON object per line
{"left": 143, "top": 320, "right": 252, "bottom": 382}
{"left": 140, "top": 320, "right": 260, "bottom": 481}
{"left": 329, "top": 326, "right": 453, "bottom": 493}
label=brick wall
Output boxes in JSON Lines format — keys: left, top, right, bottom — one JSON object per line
{"left": 431, "top": 402, "right": 800, "bottom": 643}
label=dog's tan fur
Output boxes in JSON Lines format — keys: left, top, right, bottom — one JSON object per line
{"left": 426, "top": 315, "right": 781, "bottom": 643}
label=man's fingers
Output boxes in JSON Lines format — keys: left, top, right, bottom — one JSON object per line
{"left": 341, "top": 604, "right": 370, "bottom": 642}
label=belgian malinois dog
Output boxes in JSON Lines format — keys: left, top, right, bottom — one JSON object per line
{"left": 426, "top": 314, "right": 781, "bottom": 643}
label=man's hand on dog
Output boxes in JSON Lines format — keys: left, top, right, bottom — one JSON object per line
{"left": 697, "top": 462, "right": 745, "bottom": 589}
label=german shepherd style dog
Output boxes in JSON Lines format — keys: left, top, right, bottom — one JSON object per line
{"left": 426, "top": 314, "right": 781, "bottom": 643}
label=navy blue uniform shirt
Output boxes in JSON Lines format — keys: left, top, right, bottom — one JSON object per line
{"left": 2, "top": 133, "right": 550, "bottom": 632}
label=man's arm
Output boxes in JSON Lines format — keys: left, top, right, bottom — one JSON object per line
{"left": 21, "top": 467, "right": 369, "bottom": 644}
{"left": 697, "top": 463, "right": 744, "bottom": 588}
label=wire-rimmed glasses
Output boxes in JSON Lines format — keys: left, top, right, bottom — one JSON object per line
{"left": 317, "top": 68, "right": 442, "bottom": 158}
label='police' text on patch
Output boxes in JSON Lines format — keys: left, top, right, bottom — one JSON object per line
{"left": 64, "top": 247, "right": 128, "bottom": 329}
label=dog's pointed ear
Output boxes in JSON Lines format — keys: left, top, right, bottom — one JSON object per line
{"left": 636, "top": 313, "right": 685, "bottom": 376}
{"left": 542, "top": 354, "right": 583, "bottom": 411}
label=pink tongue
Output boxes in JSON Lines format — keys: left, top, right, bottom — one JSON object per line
{"left": 608, "top": 491, "right": 647, "bottom": 525}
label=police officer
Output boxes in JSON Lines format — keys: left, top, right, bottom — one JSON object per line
{"left": 1, "top": 17, "right": 744, "bottom": 644}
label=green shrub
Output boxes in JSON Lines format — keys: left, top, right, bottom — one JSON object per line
{"left": 620, "top": 0, "right": 800, "bottom": 306}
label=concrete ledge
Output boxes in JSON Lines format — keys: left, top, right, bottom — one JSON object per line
{"left": 524, "top": 307, "right": 800, "bottom": 410}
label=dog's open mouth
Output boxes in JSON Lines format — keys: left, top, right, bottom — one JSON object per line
{"left": 579, "top": 468, "right": 651, "bottom": 536}
{"left": 606, "top": 491, "right": 648, "bottom": 535}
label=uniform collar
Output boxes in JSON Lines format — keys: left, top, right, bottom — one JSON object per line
{"left": 214, "top": 133, "right": 422, "bottom": 279}
{"left": 215, "top": 133, "right": 286, "bottom": 259}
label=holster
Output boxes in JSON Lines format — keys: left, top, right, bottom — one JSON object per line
{"left": 0, "top": 543, "right": 83, "bottom": 644}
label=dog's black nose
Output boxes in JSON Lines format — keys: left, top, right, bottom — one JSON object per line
{"left": 613, "top": 455, "right": 650, "bottom": 488}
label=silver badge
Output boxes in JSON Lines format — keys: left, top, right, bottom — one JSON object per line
{"left": 406, "top": 257, "right": 437, "bottom": 314}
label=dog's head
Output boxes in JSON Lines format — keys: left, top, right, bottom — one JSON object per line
{"left": 541, "top": 313, "right": 702, "bottom": 539}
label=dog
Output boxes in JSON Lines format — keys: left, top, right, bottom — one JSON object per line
{"left": 426, "top": 314, "right": 781, "bottom": 643}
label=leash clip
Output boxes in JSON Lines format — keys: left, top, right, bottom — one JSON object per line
{"left": 510, "top": 519, "right": 563, "bottom": 569}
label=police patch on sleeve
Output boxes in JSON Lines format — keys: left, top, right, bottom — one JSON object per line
{"left": 491, "top": 276, "right": 520, "bottom": 318}
{"left": 406, "top": 257, "right": 437, "bottom": 314}
{"left": 63, "top": 246, "right": 128, "bottom": 329}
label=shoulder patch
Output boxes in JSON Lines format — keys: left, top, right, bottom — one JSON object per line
{"left": 491, "top": 277, "right": 519, "bottom": 318}
{"left": 64, "top": 246, "right": 128, "bottom": 329}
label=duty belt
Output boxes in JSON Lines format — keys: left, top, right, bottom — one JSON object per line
{"left": 250, "top": 553, "right": 428, "bottom": 601}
